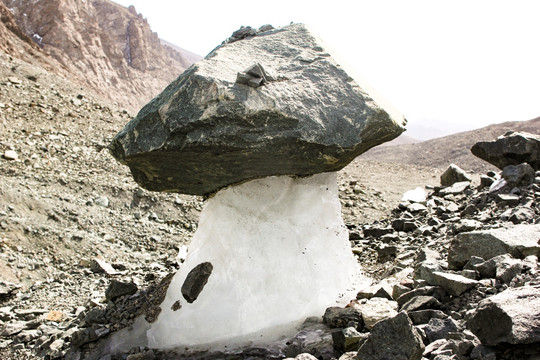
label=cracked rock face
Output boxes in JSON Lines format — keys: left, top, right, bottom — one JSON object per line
{"left": 110, "top": 23, "right": 406, "bottom": 196}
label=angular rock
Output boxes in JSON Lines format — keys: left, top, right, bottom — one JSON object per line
{"left": 332, "top": 327, "right": 364, "bottom": 352}
{"left": 479, "top": 175, "right": 495, "bottom": 188}
{"left": 3, "top": 150, "right": 18, "bottom": 161}
{"left": 431, "top": 271, "right": 478, "bottom": 296}
{"left": 468, "top": 285, "right": 540, "bottom": 345}
{"left": 355, "top": 298, "right": 398, "bottom": 330}
{"left": 471, "top": 131, "right": 540, "bottom": 170}
{"left": 181, "top": 262, "right": 213, "bottom": 304}
{"left": 509, "top": 207, "right": 535, "bottom": 224}
{"left": 90, "top": 258, "right": 119, "bottom": 275}
{"left": 323, "top": 306, "right": 363, "bottom": 329}
{"left": 356, "top": 312, "right": 424, "bottom": 360}
{"left": 109, "top": 24, "right": 406, "bottom": 195}
{"left": 440, "top": 164, "right": 472, "bottom": 187}
{"left": 408, "top": 309, "right": 448, "bottom": 325}
{"left": 400, "top": 295, "right": 441, "bottom": 312}
{"left": 105, "top": 280, "right": 138, "bottom": 301}
{"left": 0, "top": 281, "right": 21, "bottom": 300}
{"left": 447, "top": 224, "right": 540, "bottom": 269}
{"left": 424, "top": 317, "right": 460, "bottom": 343}
{"left": 439, "top": 181, "right": 471, "bottom": 196}
{"left": 494, "top": 193, "right": 520, "bottom": 206}
{"left": 339, "top": 352, "right": 358, "bottom": 360}
{"left": 502, "top": 163, "right": 535, "bottom": 187}
{"left": 397, "top": 286, "right": 443, "bottom": 307}
{"left": 414, "top": 260, "right": 444, "bottom": 285}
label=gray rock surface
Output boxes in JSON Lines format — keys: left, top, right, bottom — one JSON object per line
{"left": 502, "top": 163, "right": 536, "bottom": 187}
{"left": 468, "top": 285, "right": 540, "bottom": 345}
{"left": 323, "top": 306, "right": 363, "bottom": 329}
{"left": 448, "top": 224, "right": 540, "bottom": 269}
{"left": 354, "top": 298, "right": 398, "bottom": 330}
{"left": 105, "top": 280, "right": 138, "bottom": 301}
{"left": 431, "top": 271, "right": 479, "bottom": 296}
{"left": 440, "top": 164, "right": 472, "bottom": 186}
{"left": 471, "top": 131, "right": 540, "bottom": 170}
{"left": 356, "top": 312, "right": 424, "bottom": 360}
{"left": 109, "top": 24, "right": 406, "bottom": 195}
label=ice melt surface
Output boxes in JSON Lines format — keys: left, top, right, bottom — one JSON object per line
{"left": 147, "top": 172, "right": 363, "bottom": 350}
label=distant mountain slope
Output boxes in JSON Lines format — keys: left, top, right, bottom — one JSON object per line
{"left": 1, "top": 0, "right": 200, "bottom": 112}
{"left": 379, "top": 134, "right": 418, "bottom": 147}
{"left": 361, "top": 117, "right": 540, "bottom": 173}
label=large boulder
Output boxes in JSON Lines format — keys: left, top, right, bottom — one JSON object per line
{"left": 447, "top": 224, "right": 540, "bottom": 269}
{"left": 109, "top": 24, "right": 406, "bottom": 195}
{"left": 468, "top": 285, "right": 540, "bottom": 346}
{"left": 471, "top": 131, "right": 540, "bottom": 170}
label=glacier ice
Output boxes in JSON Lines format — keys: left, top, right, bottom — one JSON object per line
{"left": 147, "top": 172, "right": 364, "bottom": 350}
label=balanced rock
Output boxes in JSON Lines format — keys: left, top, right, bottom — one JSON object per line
{"left": 109, "top": 24, "right": 406, "bottom": 195}
{"left": 468, "top": 285, "right": 540, "bottom": 346}
{"left": 471, "top": 131, "right": 540, "bottom": 170}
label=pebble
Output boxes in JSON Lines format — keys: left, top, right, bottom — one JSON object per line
{"left": 3, "top": 150, "right": 18, "bottom": 160}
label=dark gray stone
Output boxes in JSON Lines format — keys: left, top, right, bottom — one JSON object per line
{"left": 424, "top": 317, "right": 460, "bottom": 343}
{"left": 479, "top": 175, "right": 496, "bottom": 188}
{"left": 440, "top": 164, "right": 472, "bottom": 187}
{"left": 509, "top": 206, "right": 535, "bottom": 224}
{"left": 109, "top": 24, "right": 405, "bottom": 195}
{"left": 431, "top": 271, "right": 479, "bottom": 296}
{"left": 181, "top": 262, "right": 213, "bottom": 303}
{"left": 356, "top": 312, "right": 424, "bottom": 360}
{"left": 407, "top": 309, "right": 447, "bottom": 325}
{"left": 494, "top": 193, "right": 520, "bottom": 206}
{"left": 468, "top": 285, "right": 540, "bottom": 346}
{"left": 400, "top": 295, "right": 441, "bottom": 312}
{"left": 397, "top": 286, "right": 442, "bottom": 307}
{"left": 471, "top": 131, "right": 540, "bottom": 170}
{"left": 323, "top": 306, "right": 363, "bottom": 329}
{"left": 502, "top": 163, "right": 535, "bottom": 187}
{"left": 105, "top": 280, "right": 138, "bottom": 301}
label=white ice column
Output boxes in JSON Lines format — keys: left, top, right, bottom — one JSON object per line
{"left": 147, "top": 172, "right": 361, "bottom": 350}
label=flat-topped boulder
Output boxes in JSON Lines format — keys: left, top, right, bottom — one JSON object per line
{"left": 109, "top": 23, "right": 406, "bottom": 195}
{"left": 471, "top": 131, "right": 540, "bottom": 170}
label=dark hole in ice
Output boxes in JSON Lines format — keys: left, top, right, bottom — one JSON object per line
{"left": 181, "top": 262, "right": 213, "bottom": 303}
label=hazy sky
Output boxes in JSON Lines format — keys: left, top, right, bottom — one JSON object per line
{"left": 113, "top": 0, "right": 540, "bottom": 137}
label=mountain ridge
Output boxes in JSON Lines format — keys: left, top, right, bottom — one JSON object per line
{"left": 361, "top": 116, "right": 540, "bottom": 172}
{"left": 1, "top": 0, "right": 201, "bottom": 112}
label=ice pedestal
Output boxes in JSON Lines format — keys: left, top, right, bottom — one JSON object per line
{"left": 147, "top": 172, "right": 362, "bottom": 350}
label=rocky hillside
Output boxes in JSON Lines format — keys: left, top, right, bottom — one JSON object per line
{"left": 361, "top": 117, "right": 540, "bottom": 173}
{"left": 1, "top": 0, "right": 200, "bottom": 112}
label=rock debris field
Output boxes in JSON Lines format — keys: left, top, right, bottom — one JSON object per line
{"left": 1, "top": 48, "right": 540, "bottom": 360}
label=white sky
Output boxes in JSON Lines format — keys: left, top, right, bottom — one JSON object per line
{"left": 113, "top": 0, "right": 540, "bottom": 136}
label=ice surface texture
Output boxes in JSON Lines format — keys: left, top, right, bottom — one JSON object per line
{"left": 147, "top": 172, "right": 362, "bottom": 350}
